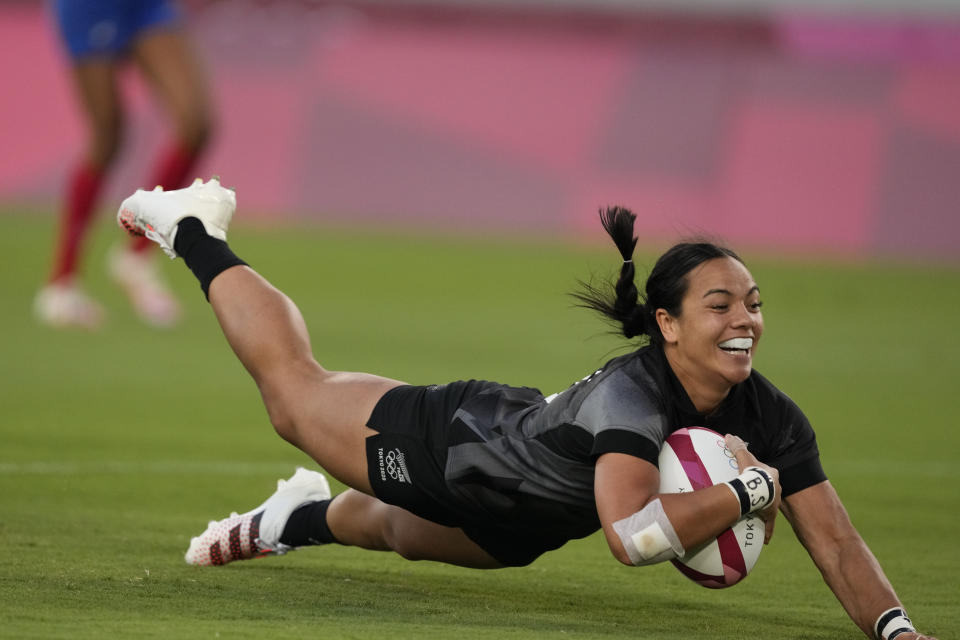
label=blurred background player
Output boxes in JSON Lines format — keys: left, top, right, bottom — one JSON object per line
{"left": 35, "top": 0, "right": 213, "bottom": 329}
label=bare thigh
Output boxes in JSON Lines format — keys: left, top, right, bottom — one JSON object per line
{"left": 265, "top": 366, "right": 405, "bottom": 494}
{"left": 131, "top": 28, "right": 212, "bottom": 148}
{"left": 208, "top": 267, "right": 401, "bottom": 494}
{"left": 328, "top": 489, "right": 502, "bottom": 569}
{"left": 70, "top": 60, "right": 124, "bottom": 166}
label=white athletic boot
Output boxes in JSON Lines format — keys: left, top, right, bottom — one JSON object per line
{"left": 185, "top": 468, "right": 332, "bottom": 566}
{"left": 117, "top": 177, "right": 236, "bottom": 259}
{"left": 107, "top": 246, "right": 182, "bottom": 328}
{"left": 33, "top": 281, "right": 105, "bottom": 330}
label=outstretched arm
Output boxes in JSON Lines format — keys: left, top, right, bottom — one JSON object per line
{"left": 781, "top": 481, "right": 937, "bottom": 640}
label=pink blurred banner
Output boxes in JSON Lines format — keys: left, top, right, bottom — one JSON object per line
{"left": 1, "top": 2, "right": 958, "bottom": 258}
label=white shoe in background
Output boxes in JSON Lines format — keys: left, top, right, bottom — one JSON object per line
{"left": 108, "top": 246, "right": 182, "bottom": 328}
{"left": 34, "top": 281, "right": 105, "bottom": 330}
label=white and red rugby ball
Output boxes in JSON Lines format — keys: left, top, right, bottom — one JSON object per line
{"left": 658, "top": 427, "right": 764, "bottom": 589}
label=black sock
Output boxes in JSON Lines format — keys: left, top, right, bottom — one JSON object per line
{"left": 279, "top": 499, "right": 340, "bottom": 547}
{"left": 173, "top": 217, "right": 247, "bottom": 300}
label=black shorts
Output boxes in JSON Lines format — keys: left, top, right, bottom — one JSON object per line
{"left": 365, "top": 381, "right": 572, "bottom": 567}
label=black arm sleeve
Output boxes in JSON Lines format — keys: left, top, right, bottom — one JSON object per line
{"left": 765, "top": 387, "right": 827, "bottom": 497}
{"left": 591, "top": 429, "right": 661, "bottom": 465}
{"left": 779, "top": 455, "right": 827, "bottom": 497}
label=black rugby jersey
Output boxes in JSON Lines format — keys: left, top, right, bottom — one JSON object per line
{"left": 442, "top": 345, "right": 826, "bottom": 538}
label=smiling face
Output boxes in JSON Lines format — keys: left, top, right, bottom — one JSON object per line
{"left": 656, "top": 256, "right": 764, "bottom": 413}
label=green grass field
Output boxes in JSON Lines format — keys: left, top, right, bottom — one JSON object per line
{"left": 1, "top": 211, "right": 957, "bottom": 639}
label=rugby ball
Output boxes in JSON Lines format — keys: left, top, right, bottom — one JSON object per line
{"left": 659, "top": 427, "right": 763, "bottom": 589}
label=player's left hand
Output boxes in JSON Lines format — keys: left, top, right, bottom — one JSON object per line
{"left": 724, "top": 434, "right": 781, "bottom": 544}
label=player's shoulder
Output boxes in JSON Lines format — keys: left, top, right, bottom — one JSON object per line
{"left": 742, "top": 368, "right": 809, "bottom": 426}
{"left": 573, "top": 349, "right": 667, "bottom": 429}
{"left": 561, "top": 348, "right": 659, "bottom": 400}
{"left": 741, "top": 370, "right": 822, "bottom": 484}
{"left": 746, "top": 369, "right": 797, "bottom": 403}
{"left": 543, "top": 348, "right": 653, "bottom": 408}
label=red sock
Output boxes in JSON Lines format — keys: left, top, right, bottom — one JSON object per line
{"left": 130, "top": 141, "right": 204, "bottom": 253}
{"left": 50, "top": 161, "right": 105, "bottom": 283}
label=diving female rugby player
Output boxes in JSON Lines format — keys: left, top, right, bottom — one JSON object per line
{"left": 116, "top": 178, "right": 934, "bottom": 640}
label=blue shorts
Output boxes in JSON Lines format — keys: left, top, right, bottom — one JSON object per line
{"left": 51, "top": 0, "right": 182, "bottom": 60}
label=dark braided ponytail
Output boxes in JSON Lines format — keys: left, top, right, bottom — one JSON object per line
{"left": 575, "top": 206, "right": 746, "bottom": 345}
{"left": 573, "top": 207, "right": 653, "bottom": 340}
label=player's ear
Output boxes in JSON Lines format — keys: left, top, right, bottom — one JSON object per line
{"left": 656, "top": 308, "right": 679, "bottom": 344}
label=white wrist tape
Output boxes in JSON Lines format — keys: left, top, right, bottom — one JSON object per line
{"left": 724, "top": 466, "right": 775, "bottom": 516}
{"left": 612, "top": 498, "right": 685, "bottom": 566}
{"left": 875, "top": 607, "right": 914, "bottom": 640}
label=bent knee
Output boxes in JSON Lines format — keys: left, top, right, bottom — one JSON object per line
{"left": 88, "top": 120, "right": 124, "bottom": 167}
{"left": 173, "top": 109, "right": 214, "bottom": 152}
{"left": 265, "top": 405, "right": 298, "bottom": 445}
{"left": 381, "top": 520, "right": 430, "bottom": 562}
{"left": 261, "top": 392, "right": 316, "bottom": 447}
{"left": 258, "top": 363, "right": 334, "bottom": 444}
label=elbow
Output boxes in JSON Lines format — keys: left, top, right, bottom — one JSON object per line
{"left": 609, "top": 540, "right": 680, "bottom": 567}
{"left": 611, "top": 546, "right": 634, "bottom": 566}
{"left": 606, "top": 527, "right": 677, "bottom": 567}
{"left": 603, "top": 528, "right": 637, "bottom": 566}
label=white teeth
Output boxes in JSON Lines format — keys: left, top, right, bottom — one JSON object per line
{"left": 719, "top": 337, "right": 753, "bottom": 350}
